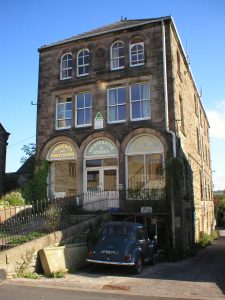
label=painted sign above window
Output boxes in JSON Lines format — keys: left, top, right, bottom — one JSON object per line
{"left": 47, "top": 142, "right": 77, "bottom": 161}
{"left": 85, "top": 139, "right": 118, "bottom": 157}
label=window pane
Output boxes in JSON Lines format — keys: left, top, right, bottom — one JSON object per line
{"left": 85, "top": 93, "right": 92, "bottom": 107}
{"left": 65, "top": 119, "right": 72, "bottom": 127}
{"left": 86, "top": 159, "right": 102, "bottom": 168}
{"left": 85, "top": 108, "right": 91, "bottom": 124}
{"left": 62, "top": 70, "right": 67, "bottom": 78}
{"left": 131, "top": 85, "right": 140, "bottom": 101}
{"left": 141, "top": 84, "right": 149, "bottom": 99}
{"left": 84, "top": 55, "right": 89, "bottom": 65}
{"left": 67, "top": 68, "right": 72, "bottom": 77}
{"left": 109, "top": 106, "right": 117, "bottom": 122}
{"left": 84, "top": 65, "right": 89, "bottom": 74}
{"left": 78, "top": 57, "right": 83, "bottom": 65}
{"left": 77, "top": 94, "right": 85, "bottom": 108}
{"left": 65, "top": 110, "right": 72, "bottom": 119}
{"left": 141, "top": 100, "right": 150, "bottom": 118}
{"left": 62, "top": 60, "right": 67, "bottom": 69}
{"left": 118, "top": 88, "right": 126, "bottom": 104}
{"left": 128, "top": 155, "right": 145, "bottom": 189}
{"left": 109, "top": 89, "right": 117, "bottom": 105}
{"left": 119, "top": 57, "right": 125, "bottom": 67}
{"left": 77, "top": 110, "right": 84, "bottom": 125}
{"left": 132, "top": 101, "right": 141, "bottom": 119}
{"left": 146, "top": 154, "right": 163, "bottom": 181}
{"left": 118, "top": 105, "right": 126, "bottom": 120}
{"left": 112, "top": 59, "right": 119, "bottom": 69}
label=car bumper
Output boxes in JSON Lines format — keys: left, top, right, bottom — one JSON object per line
{"left": 86, "top": 259, "right": 135, "bottom": 266}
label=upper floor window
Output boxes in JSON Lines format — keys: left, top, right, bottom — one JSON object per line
{"left": 129, "top": 37, "right": 144, "bottom": 67}
{"left": 76, "top": 92, "right": 92, "bottom": 127}
{"left": 110, "top": 41, "right": 125, "bottom": 70}
{"left": 60, "top": 53, "right": 72, "bottom": 80}
{"left": 130, "top": 83, "right": 150, "bottom": 120}
{"left": 77, "top": 49, "right": 90, "bottom": 77}
{"left": 56, "top": 96, "right": 72, "bottom": 129}
{"left": 107, "top": 87, "right": 126, "bottom": 123}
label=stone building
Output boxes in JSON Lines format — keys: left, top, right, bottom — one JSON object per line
{"left": 36, "top": 16, "right": 214, "bottom": 251}
{"left": 0, "top": 123, "right": 10, "bottom": 197}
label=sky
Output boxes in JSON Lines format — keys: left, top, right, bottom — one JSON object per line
{"left": 0, "top": 0, "right": 225, "bottom": 190}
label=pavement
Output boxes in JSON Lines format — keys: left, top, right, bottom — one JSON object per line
{"left": 2, "top": 233, "right": 225, "bottom": 300}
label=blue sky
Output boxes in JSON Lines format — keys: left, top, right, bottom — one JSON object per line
{"left": 0, "top": 0, "right": 225, "bottom": 190}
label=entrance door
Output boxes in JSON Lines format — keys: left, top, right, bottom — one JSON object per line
{"left": 86, "top": 168, "right": 117, "bottom": 192}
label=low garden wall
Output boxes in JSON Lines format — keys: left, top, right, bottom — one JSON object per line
{"left": 0, "top": 205, "right": 32, "bottom": 223}
{"left": 0, "top": 213, "right": 110, "bottom": 278}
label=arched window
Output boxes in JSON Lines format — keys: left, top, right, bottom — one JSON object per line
{"left": 129, "top": 37, "right": 144, "bottom": 67}
{"left": 110, "top": 41, "right": 125, "bottom": 70}
{"left": 77, "top": 49, "right": 90, "bottom": 77}
{"left": 126, "top": 135, "right": 164, "bottom": 190}
{"left": 60, "top": 53, "right": 72, "bottom": 79}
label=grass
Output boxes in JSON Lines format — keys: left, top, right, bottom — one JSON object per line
{"left": 50, "top": 270, "right": 67, "bottom": 278}
{"left": 10, "top": 232, "right": 45, "bottom": 245}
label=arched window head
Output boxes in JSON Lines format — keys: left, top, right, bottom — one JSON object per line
{"left": 77, "top": 49, "right": 90, "bottom": 77}
{"left": 129, "top": 37, "right": 144, "bottom": 67}
{"left": 60, "top": 53, "right": 72, "bottom": 80}
{"left": 111, "top": 41, "right": 125, "bottom": 70}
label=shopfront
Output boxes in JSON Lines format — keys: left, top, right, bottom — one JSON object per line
{"left": 47, "top": 142, "right": 77, "bottom": 198}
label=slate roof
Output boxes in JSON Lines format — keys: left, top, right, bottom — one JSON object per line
{"left": 39, "top": 16, "right": 171, "bottom": 50}
{"left": 0, "top": 123, "right": 10, "bottom": 138}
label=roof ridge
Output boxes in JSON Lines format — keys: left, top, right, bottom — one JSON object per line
{"left": 39, "top": 16, "right": 172, "bottom": 50}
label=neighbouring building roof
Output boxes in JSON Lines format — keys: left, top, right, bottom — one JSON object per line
{"left": 0, "top": 123, "right": 10, "bottom": 139}
{"left": 39, "top": 16, "right": 171, "bottom": 50}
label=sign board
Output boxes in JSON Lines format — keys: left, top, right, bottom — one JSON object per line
{"left": 175, "top": 217, "right": 181, "bottom": 228}
{"left": 86, "top": 139, "right": 118, "bottom": 157}
{"left": 141, "top": 207, "right": 152, "bottom": 214}
{"left": 94, "top": 112, "right": 104, "bottom": 129}
{"left": 48, "top": 143, "right": 77, "bottom": 161}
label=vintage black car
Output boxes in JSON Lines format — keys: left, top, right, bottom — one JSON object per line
{"left": 87, "top": 221, "right": 158, "bottom": 273}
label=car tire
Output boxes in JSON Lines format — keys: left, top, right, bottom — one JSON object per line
{"left": 133, "top": 256, "right": 143, "bottom": 274}
{"left": 150, "top": 252, "right": 157, "bottom": 265}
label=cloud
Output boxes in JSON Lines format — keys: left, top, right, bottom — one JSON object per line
{"left": 207, "top": 100, "right": 225, "bottom": 140}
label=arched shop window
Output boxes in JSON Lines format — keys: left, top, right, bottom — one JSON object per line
{"left": 47, "top": 142, "right": 77, "bottom": 197}
{"left": 125, "top": 135, "right": 164, "bottom": 190}
{"left": 84, "top": 139, "right": 118, "bottom": 192}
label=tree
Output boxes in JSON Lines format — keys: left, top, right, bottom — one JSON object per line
{"left": 20, "top": 143, "right": 36, "bottom": 164}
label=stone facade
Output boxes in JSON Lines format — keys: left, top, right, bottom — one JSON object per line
{"left": 0, "top": 123, "right": 10, "bottom": 197}
{"left": 36, "top": 17, "right": 214, "bottom": 250}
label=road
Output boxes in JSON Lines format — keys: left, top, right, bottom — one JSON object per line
{"left": 2, "top": 234, "right": 225, "bottom": 300}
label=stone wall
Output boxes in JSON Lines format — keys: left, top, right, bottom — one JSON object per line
{"left": 0, "top": 213, "right": 110, "bottom": 277}
{"left": 169, "top": 24, "right": 214, "bottom": 240}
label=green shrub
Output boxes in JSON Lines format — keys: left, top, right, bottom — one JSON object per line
{"left": 22, "top": 160, "right": 49, "bottom": 204}
{"left": 198, "top": 231, "right": 218, "bottom": 248}
{"left": 0, "top": 191, "right": 25, "bottom": 206}
{"left": 16, "top": 272, "right": 41, "bottom": 279}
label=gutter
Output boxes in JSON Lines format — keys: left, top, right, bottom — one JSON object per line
{"left": 161, "top": 20, "right": 176, "bottom": 158}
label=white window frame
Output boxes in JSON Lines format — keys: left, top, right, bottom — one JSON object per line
{"left": 125, "top": 134, "right": 164, "bottom": 190}
{"left": 129, "top": 39, "right": 144, "bottom": 67}
{"left": 107, "top": 86, "right": 126, "bottom": 124}
{"left": 110, "top": 41, "right": 125, "bottom": 70}
{"left": 75, "top": 91, "right": 92, "bottom": 127}
{"left": 77, "top": 49, "right": 90, "bottom": 77}
{"left": 55, "top": 96, "right": 72, "bottom": 130}
{"left": 60, "top": 53, "right": 72, "bottom": 80}
{"left": 129, "top": 82, "right": 151, "bottom": 121}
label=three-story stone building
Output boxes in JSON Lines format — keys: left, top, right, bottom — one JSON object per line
{"left": 36, "top": 16, "right": 214, "bottom": 251}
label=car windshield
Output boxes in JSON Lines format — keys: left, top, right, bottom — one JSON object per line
{"left": 101, "top": 225, "right": 135, "bottom": 238}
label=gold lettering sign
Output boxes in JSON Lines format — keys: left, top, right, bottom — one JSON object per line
{"left": 48, "top": 143, "right": 77, "bottom": 161}
{"left": 86, "top": 139, "right": 118, "bottom": 157}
